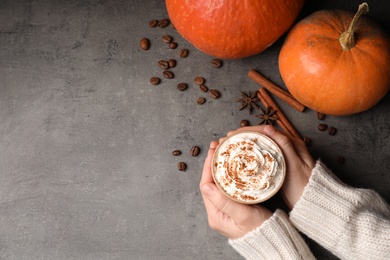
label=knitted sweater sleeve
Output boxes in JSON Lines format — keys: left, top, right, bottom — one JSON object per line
{"left": 228, "top": 209, "right": 315, "bottom": 260}
{"left": 290, "top": 161, "right": 390, "bottom": 260}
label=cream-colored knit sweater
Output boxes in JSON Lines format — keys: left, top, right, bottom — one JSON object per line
{"left": 229, "top": 161, "right": 390, "bottom": 259}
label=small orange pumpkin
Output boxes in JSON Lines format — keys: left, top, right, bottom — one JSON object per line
{"left": 279, "top": 3, "right": 390, "bottom": 116}
{"left": 165, "top": 0, "right": 305, "bottom": 59}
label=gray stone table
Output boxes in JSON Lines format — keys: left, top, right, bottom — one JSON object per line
{"left": 1, "top": 0, "right": 389, "bottom": 259}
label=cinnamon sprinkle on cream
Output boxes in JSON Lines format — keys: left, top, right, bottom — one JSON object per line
{"left": 212, "top": 132, "right": 285, "bottom": 204}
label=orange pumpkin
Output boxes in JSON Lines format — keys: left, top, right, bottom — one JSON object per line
{"left": 165, "top": 0, "right": 305, "bottom": 59}
{"left": 279, "top": 3, "right": 390, "bottom": 116}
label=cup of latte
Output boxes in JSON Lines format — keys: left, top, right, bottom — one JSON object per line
{"left": 212, "top": 131, "right": 286, "bottom": 204}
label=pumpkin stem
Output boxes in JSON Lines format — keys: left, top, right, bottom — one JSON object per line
{"left": 339, "top": 2, "right": 369, "bottom": 50}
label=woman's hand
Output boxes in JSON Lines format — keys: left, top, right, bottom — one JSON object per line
{"left": 199, "top": 140, "right": 273, "bottom": 239}
{"left": 260, "top": 125, "right": 315, "bottom": 209}
{"left": 199, "top": 125, "right": 315, "bottom": 239}
{"left": 220, "top": 125, "right": 315, "bottom": 209}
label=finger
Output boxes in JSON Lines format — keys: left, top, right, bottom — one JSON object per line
{"left": 290, "top": 138, "right": 315, "bottom": 168}
{"left": 210, "top": 140, "right": 218, "bottom": 149}
{"left": 263, "top": 125, "right": 300, "bottom": 164}
{"left": 200, "top": 183, "right": 222, "bottom": 217}
{"left": 199, "top": 142, "right": 219, "bottom": 210}
{"left": 200, "top": 183, "right": 232, "bottom": 229}
{"left": 200, "top": 183, "right": 248, "bottom": 222}
{"left": 218, "top": 137, "right": 226, "bottom": 144}
{"left": 200, "top": 142, "right": 218, "bottom": 187}
{"left": 201, "top": 192, "right": 236, "bottom": 238}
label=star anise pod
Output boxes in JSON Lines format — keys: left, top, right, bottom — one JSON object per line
{"left": 256, "top": 106, "right": 278, "bottom": 125}
{"left": 236, "top": 91, "right": 260, "bottom": 114}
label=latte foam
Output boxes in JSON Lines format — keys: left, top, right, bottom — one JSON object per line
{"left": 212, "top": 131, "right": 285, "bottom": 204}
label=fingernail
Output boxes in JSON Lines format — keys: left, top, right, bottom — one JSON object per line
{"left": 201, "top": 184, "right": 215, "bottom": 196}
{"left": 210, "top": 141, "right": 219, "bottom": 149}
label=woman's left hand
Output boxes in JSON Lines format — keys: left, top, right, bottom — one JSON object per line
{"left": 199, "top": 140, "right": 273, "bottom": 239}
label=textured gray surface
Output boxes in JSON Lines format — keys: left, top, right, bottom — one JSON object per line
{"left": 0, "top": 0, "right": 389, "bottom": 259}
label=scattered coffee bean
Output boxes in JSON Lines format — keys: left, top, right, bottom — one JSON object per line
{"left": 149, "top": 77, "right": 161, "bottom": 85}
{"left": 199, "top": 84, "right": 208, "bottom": 92}
{"left": 177, "top": 83, "right": 188, "bottom": 91}
{"left": 149, "top": 19, "right": 158, "bottom": 27}
{"left": 337, "top": 156, "right": 346, "bottom": 165}
{"left": 162, "top": 35, "right": 173, "bottom": 44}
{"left": 158, "top": 60, "right": 169, "bottom": 69}
{"left": 177, "top": 162, "right": 187, "bottom": 171}
{"left": 328, "top": 126, "right": 337, "bottom": 136}
{"left": 316, "top": 112, "right": 326, "bottom": 120}
{"left": 209, "top": 89, "right": 221, "bottom": 99}
{"left": 179, "top": 49, "right": 189, "bottom": 58}
{"left": 139, "top": 38, "right": 150, "bottom": 50}
{"left": 168, "top": 59, "right": 176, "bottom": 68}
{"left": 303, "top": 136, "right": 311, "bottom": 146}
{"left": 162, "top": 70, "right": 174, "bottom": 79}
{"left": 172, "top": 150, "right": 181, "bottom": 156}
{"left": 197, "top": 97, "right": 206, "bottom": 105}
{"left": 194, "top": 76, "right": 205, "bottom": 85}
{"left": 169, "top": 42, "right": 178, "bottom": 49}
{"left": 211, "top": 59, "right": 223, "bottom": 68}
{"left": 318, "top": 123, "right": 328, "bottom": 131}
{"left": 240, "top": 120, "right": 250, "bottom": 127}
{"left": 190, "top": 146, "right": 200, "bottom": 157}
{"left": 158, "top": 19, "right": 169, "bottom": 28}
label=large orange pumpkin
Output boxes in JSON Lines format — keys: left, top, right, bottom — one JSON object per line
{"left": 279, "top": 3, "right": 390, "bottom": 116}
{"left": 165, "top": 0, "right": 305, "bottom": 59}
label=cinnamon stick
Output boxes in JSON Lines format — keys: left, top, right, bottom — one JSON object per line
{"left": 248, "top": 69, "right": 305, "bottom": 113}
{"left": 258, "top": 88, "right": 302, "bottom": 140}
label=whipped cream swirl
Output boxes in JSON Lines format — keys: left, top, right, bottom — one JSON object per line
{"left": 213, "top": 132, "right": 285, "bottom": 203}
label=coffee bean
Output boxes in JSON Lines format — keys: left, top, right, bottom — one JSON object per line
{"left": 168, "top": 59, "right": 176, "bottom": 68}
{"left": 197, "top": 97, "right": 206, "bottom": 105}
{"left": 328, "top": 126, "right": 337, "bottom": 136}
{"left": 209, "top": 89, "right": 221, "bottom": 99}
{"left": 316, "top": 112, "right": 326, "bottom": 120}
{"left": 211, "top": 59, "right": 223, "bottom": 68}
{"left": 158, "top": 19, "right": 169, "bottom": 28}
{"left": 149, "top": 19, "right": 158, "bottom": 27}
{"left": 177, "top": 83, "right": 188, "bottom": 91}
{"left": 169, "top": 42, "right": 178, "bottom": 49}
{"left": 199, "top": 84, "right": 208, "bottom": 92}
{"left": 172, "top": 150, "right": 181, "bottom": 156}
{"left": 337, "top": 156, "right": 345, "bottom": 165}
{"left": 139, "top": 38, "right": 150, "bottom": 50}
{"left": 149, "top": 77, "right": 160, "bottom": 85}
{"left": 240, "top": 120, "right": 250, "bottom": 127}
{"left": 318, "top": 123, "right": 328, "bottom": 131}
{"left": 158, "top": 60, "right": 169, "bottom": 69}
{"left": 194, "top": 77, "right": 205, "bottom": 85}
{"left": 179, "top": 49, "right": 189, "bottom": 58}
{"left": 162, "top": 70, "right": 174, "bottom": 79}
{"left": 162, "top": 35, "right": 173, "bottom": 43}
{"left": 190, "top": 146, "right": 200, "bottom": 156}
{"left": 178, "top": 162, "right": 187, "bottom": 171}
{"left": 303, "top": 136, "right": 311, "bottom": 146}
